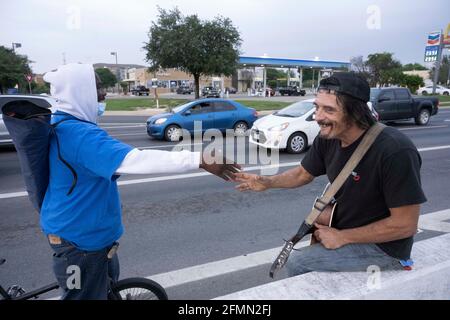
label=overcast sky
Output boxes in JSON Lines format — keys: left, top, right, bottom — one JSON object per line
{"left": 1, "top": 0, "right": 448, "bottom": 74}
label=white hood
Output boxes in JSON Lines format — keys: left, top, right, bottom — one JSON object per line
{"left": 43, "top": 63, "right": 98, "bottom": 123}
{"left": 254, "top": 113, "right": 296, "bottom": 129}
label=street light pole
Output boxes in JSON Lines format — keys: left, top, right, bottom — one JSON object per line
{"left": 111, "top": 51, "right": 119, "bottom": 94}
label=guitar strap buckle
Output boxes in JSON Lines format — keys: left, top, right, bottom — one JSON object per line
{"left": 313, "top": 197, "right": 329, "bottom": 212}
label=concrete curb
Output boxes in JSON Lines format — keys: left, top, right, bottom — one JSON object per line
{"left": 214, "top": 233, "right": 450, "bottom": 300}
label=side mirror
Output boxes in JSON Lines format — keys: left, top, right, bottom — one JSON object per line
{"left": 184, "top": 110, "right": 191, "bottom": 116}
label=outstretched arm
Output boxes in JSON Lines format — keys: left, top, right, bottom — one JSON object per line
{"left": 116, "top": 148, "right": 240, "bottom": 181}
{"left": 234, "top": 165, "right": 315, "bottom": 192}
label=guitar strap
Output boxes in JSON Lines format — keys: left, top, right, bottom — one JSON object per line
{"left": 269, "top": 122, "right": 386, "bottom": 278}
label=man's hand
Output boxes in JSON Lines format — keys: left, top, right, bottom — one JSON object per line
{"left": 199, "top": 151, "right": 241, "bottom": 181}
{"left": 234, "top": 172, "right": 272, "bottom": 192}
{"left": 313, "top": 223, "right": 347, "bottom": 249}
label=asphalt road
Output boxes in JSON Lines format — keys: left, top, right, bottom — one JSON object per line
{"left": 1, "top": 109, "right": 450, "bottom": 299}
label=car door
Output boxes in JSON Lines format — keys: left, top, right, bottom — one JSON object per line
{"left": 182, "top": 101, "right": 215, "bottom": 133}
{"left": 395, "top": 88, "right": 413, "bottom": 118}
{"left": 212, "top": 101, "right": 237, "bottom": 130}
{"left": 375, "top": 89, "right": 397, "bottom": 120}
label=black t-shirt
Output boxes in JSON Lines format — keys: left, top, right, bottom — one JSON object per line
{"left": 301, "top": 126, "right": 427, "bottom": 260}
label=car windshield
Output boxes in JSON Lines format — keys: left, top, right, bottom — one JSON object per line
{"left": 172, "top": 102, "right": 195, "bottom": 113}
{"left": 370, "top": 88, "right": 381, "bottom": 101}
{"left": 274, "top": 101, "right": 314, "bottom": 117}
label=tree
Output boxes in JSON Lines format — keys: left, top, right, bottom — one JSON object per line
{"left": 31, "top": 82, "right": 50, "bottom": 94}
{"left": 402, "top": 63, "right": 427, "bottom": 71}
{"left": 430, "top": 55, "right": 450, "bottom": 85}
{"left": 266, "top": 68, "right": 286, "bottom": 88}
{"left": 0, "top": 45, "right": 32, "bottom": 94}
{"left": 266, "top": 68, "right": 286, "bottom": 81}
{"left": 350, "top": 55, "right": 370, "bottom": 81}
{"left": 400, "top": 74, "right": 424, "bottom": 93}
{"left": 120, "top": 81, "right": 129, "bottom": 94}
{"left": 351, "top": 53, "right": 425, "bottom": 91}
{"left": 144, "top": 7, "right": 242, "bottom": 98}
{"left": 365, "top": 52, "right": 402, "bottom": 87}
{"left": 95, "top": 67, "right": 117, "bottom": 89}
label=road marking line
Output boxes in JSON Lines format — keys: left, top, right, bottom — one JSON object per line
{"left": 147, "top": 240, "right": 309, "bottom": 289}
{"left": 418, "top": 209, "right": 450, "bottom": 233}
{"left": 139, "top": 143, "right": 205, "bottom": 149}
{"left": 102, "top": 125, "right": 146, "bottom": 129}
{"left": 0, "top": 191, "right": 27, "bottom": 199}
{"left": 399, "top": 125, "right": 448, "bottom": 131}
{"left": 111, "top": 133, "right": 147, "bottom": 137}
{"left": 418, "top": 145, "right": 450, "bottom": 152}
{"left": 117, "top": 162, "right": 301, "bottom": 186}
{"left": 100, "top": 123, "right": 147, "bottom": 125}
{"left": 2, "top": 146, "right": 450, "bottom": 200}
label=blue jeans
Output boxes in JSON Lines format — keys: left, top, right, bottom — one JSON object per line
{"left": 286, "top": 243, "right": 404, "bottom": 277}
{"left": 49, "top": 238, "right": 120, "bottom": 300}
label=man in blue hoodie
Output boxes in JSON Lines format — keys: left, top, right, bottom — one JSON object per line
{"left": 42, "top": 63, "right": 239, "bottom": 299}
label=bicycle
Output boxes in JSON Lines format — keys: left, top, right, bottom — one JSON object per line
{"left": 0, "top": 258, "right": 168, "bottom": 300}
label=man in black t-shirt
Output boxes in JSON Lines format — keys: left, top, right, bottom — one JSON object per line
{"left": 234, "top": 72, "right": 426, "bottom": 276}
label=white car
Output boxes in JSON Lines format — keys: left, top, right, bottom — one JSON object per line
{"left": 417, "top": 85, "right": 450, "bottom": 96}
{"left": 249, "top": 99, "right": 319, "bottom": 153}
{"left": 0, "top": 94, "right": 56, "bottom": 146}
{"left": 0, "top": 113, "right": 12, "bottom": 146}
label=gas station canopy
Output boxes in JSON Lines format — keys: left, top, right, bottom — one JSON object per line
{"left": 238, "top": 56, "right": 350, "bottom": 69}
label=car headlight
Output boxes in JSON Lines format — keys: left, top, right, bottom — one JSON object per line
{"left": 268, "top": 123, "right": 289, "bottom": 131}
{"left": 155, "top": 118, "right": 167, "bottom": 125}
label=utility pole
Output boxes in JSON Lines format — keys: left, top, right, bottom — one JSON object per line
{"left": 111, "top": 52, "right": 119, "bottom": 94}
{"left": 432, "top": 31, "right": 444, "bottom": 94}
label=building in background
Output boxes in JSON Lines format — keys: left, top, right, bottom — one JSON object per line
{"left": 122, "top": 67, "right": 232, "bottom": 94}
{"left": 403, "top": 70, "right": 432, "bottom": 86}
{"left": 93, "top": 63, "right": 146, "bottom": 82}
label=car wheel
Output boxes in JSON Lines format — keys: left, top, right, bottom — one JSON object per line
{"left": 286, "top": 132, "right": 307, "bottom": 154}
{"left": 415, "top": 109, "right": 430, "bottom": 125}
{"left": 443, "top": 91, "right": 449, "bottom": 96}
{"left": 164, "top": 125, "right": 182, "bottom": 141}
{"left": 233, "top": 121, "right": 248, "bottom": 136}
{"left": 422, "top": 91, "right": 428, "bottom": 95}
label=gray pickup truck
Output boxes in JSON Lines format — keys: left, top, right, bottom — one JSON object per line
{"left": 370, "top": 87, "right": 439, "bottom": 125}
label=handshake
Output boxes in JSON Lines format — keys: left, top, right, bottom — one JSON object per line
{"left": 199, "top": 149, "right": 241, "bottom": 181}
{"left": 199, "top": 150, "right": 271, "bottom": 192}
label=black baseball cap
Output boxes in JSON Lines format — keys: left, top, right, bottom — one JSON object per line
{"left": 318, "top": 72, "right": 370, "bottom": 103}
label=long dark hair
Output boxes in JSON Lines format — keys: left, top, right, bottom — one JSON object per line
{"left": 335, "top": 94, "right": 376, "bottom": 130}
